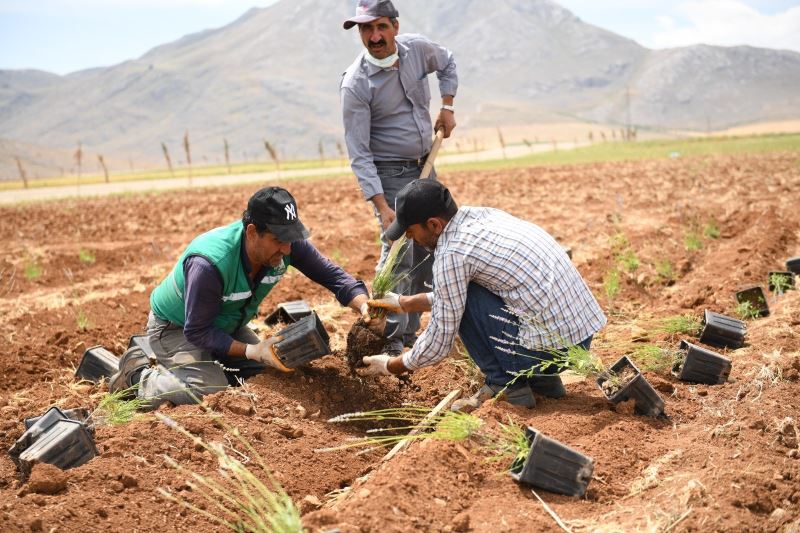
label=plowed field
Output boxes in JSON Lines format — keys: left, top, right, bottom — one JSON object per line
{"left": 1, "top": 152, "right": 799, "bottom": 532}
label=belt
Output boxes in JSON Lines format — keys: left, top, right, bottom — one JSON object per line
{"left": 374, "top": 153, "right": 429, "bottom": 168}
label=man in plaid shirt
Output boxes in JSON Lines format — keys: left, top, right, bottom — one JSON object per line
{"left": 361, "top": 180, "right": 607, "bottom": 409}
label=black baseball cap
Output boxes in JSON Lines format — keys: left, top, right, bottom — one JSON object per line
{"left": 245, "top": 187, "right": 310, "bottom": 243}
{"left": 386, "top": 180, "right": 457, "bottom": 241}
{"left": 343, "top": 0, "right": 399, "bottom": 30}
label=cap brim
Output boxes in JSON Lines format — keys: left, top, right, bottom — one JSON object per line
{"left": 267, "top": 220, "right": 310, "bottom": 243}
{"left": 343, "top": 14, "right": 379, "bottom": 29}
{"left": 385, "top": 219, "right": 406, "bottom": 242}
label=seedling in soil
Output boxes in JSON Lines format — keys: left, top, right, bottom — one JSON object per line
{"left": 78, "top": 249, "right": 96, "bottom": 264}
{"left": 320, "top": 407, "right": 483, "bottom": 453}
{"left": 735, "top": 286, "right": 769, "bottom": 318}
{"left": 658, "top": 314, "right": 702, "bottom": 336}
{"left": 703, "top": 219, "right": 720, "bottom": 239}
{"left": 630, "top": 344, "right": 683, "bottom": 373}
{"left": 735, "top": 301, "right": 760, "bottom": 320}
{"left": 603, "top": 268, "right": 620, "bottom": 303}
{"left": 94, "top": 387, "right": 148, "bottom": 425}
{"left": 656, "top": 259, "right": 676, "bottom": 284}
{"left": 24, "top": 260, "right": 42, "bottom": 281}
{"left": 684, "top": 229, "right": 703, "bottom": 252}
{"left": 157, "top": 410, "right": 304, "bottom": 533}
{"left": 618, "top": 249, "right": 640, "bottom": 273}
{"left": 768, "top": 272, "right": 794, "bottom": 294}
{"left": 76, "top": 309, "right": 90, "bottom": 331}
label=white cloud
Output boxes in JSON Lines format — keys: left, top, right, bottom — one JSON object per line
{"left": 0, "top": 0, "right": 275, "bottom": 15}
{"left": 652, "top": 0, "right": 800, "bottom": 52}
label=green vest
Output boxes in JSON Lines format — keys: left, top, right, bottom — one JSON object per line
{"left": 150, "top": 221, "right": 289, "bottom": 334}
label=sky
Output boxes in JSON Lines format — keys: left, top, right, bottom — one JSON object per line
{"left": 1, "top": 0, "right": 799, "bottom": 75}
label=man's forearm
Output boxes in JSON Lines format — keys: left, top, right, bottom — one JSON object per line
{"left": 399, "top": 292, "right": 433, "bottom": 313}
{"left": 228, "top": 340, "right": 248, "bottom": 358}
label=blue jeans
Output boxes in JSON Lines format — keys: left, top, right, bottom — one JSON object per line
{"left": 458, "top": 283, "right": 593, "bottom": 389}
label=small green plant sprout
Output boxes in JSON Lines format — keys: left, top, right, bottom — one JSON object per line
{"left": 372, "top": 235, "right": 409, "bottom": 299}
{"left": 609, "top": 231, "right": 630, "bottom": 253}
{"left": 157, "top": 412, "right": 305, "bottom": 533}
{"left": 24, "top": 258, "right": 42, "bottom": 281}
{"left": 629, "top": 345, "right": 683, "bottom": 373}
{"left": 76, "top": 309, "right": 91, "bottom": 331}
{"left": 735, "top": 301, "right": 760, "bottom": 320}
{"left": 703, "top": 219, "right": 721, "bottom": 239}
{"left": 658, "top": 314, "right": 701, "bottom": 336}
{"left": 78, "top": 248, "right": 96, "bottom": 264}
{"left": 618, "top": 249, "right": 640, "bottom": 273}
{"left": 655, "top": 259, "right": 676, "bottom": 284}
{"left": 769, "top": 272, "right": 794, "bottom": 294}
{"left": 94, "top": 386, "right": 148, "bottom": 425}
{"left": 603, "top": 268, "right": 620, "bottom": 302}
{"left": 329, "top": 248, "right": 348, "bottom": 267}
{"left": 481, "top": 417, "right": 530, "bottom": 464}
{"left": 318, "top": 407, "right": 483, "bottom": 453}
{"left": 684, "top": 228, "right": 703, "bottom": 252}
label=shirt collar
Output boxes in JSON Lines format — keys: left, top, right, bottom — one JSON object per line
{"left": 437, "top": 208, "right": 467, "bottom": 250}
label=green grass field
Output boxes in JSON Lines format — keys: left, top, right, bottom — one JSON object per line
{"left": 442, "top": 133, "right": 800, "bottom": 173}
{"left": 4, "top": 133, "right": 799, "bottom": 192}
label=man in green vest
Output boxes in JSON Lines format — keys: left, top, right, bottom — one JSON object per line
{"left": 110, "top": 186, "right": 371, "bottom": 407}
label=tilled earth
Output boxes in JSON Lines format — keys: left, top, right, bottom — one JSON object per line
{"left": 1, "top": 152, "right": 799, "bottom": 532}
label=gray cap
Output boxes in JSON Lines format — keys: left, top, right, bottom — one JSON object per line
{"left": 343, "top": 0, "right": 399, "bottom": 30}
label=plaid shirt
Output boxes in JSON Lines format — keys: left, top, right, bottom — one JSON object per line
{"left": 402, "top": 207, "right": 607, "bottom": 370}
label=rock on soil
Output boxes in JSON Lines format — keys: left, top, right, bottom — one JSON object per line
{"left": 27, "top": 463, "right": 69, "bottom": 495}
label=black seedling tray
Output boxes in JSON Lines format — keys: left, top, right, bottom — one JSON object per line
{"left": 17, "top": 419, "right": 98, "bottom": 479}
{"left": 75, "top": 346, "right": 119, "bottom": 383}
{"left": 127, "top": 334, "right": 155, "bottom": 357}
{"left": 673, "top": 340, "right": 732, "bottom": 385}
{"left": 9, "top": 406, "right": 70, "bottom": 466}
{"left": 597, "top": 356, "right": 665, "bottom": 417}
{"left": 509, "top": 427, "right": 594, "bottom": 497}
{"left": 735, "top": 286, "right": 769, "bottom": 317}
{"left": 273, "top": 312, "right": 330, "bottom": 368}
{"left": 265, "top": 300, "right": 313, "bottom": 325}
{"left": 699, "top": 310, "right": 746, "bottom": 349}
{"left": 787, "top": 256, "right": 800, "bottom": 275}
{"left": 768, "top": 271, "right": 796, "bottom": 292}
{"left": 24, "top": 407, "right": 91, "bottom": 430}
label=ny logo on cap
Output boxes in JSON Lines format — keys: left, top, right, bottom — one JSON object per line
{"left": 284, "top": 203, "right": 297, "bottom": 221}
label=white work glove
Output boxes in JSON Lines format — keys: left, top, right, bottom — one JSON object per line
{"left": 367, "top": 291, "right": 403, "bottom": 314}
{"left": 245, "top": 336, "right": 291, "bottom": 372}
{"left": 357, "top": 354, "right": 393, "bottom": 377}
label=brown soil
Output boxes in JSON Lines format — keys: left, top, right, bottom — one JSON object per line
{"left": 1, "top": 152, "right": 800, "bottom": 532}
{"left": 600, "top": 364, "right": 638, "bottom": 397}
{"left": 344, "top": 319, "right": 386, "bottom": 375}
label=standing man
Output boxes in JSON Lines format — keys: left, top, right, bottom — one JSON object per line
{"left": 361, "top": 180, "right": 607, "bottom": 410}
{"left": 110, "top": 186, "right": 370, "bottom": 408}
{"left": 340, "top": 0, "right": 457, "bottom": 354}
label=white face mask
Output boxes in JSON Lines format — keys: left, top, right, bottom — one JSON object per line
{"left": 364, "top": 51, "right": 399, "bottom": 69}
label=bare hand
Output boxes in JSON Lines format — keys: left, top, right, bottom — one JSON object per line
{"left": 378, "top": 206, "right": 396, "bottom": 232}
{"left": 434, "top": 110, "right": 456, "bottom": 139}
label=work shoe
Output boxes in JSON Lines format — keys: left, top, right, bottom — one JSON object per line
{"left": 451, "top": 383, "right": 536, "bottom": 413}
{"left": 529, "top": 374, "right": 567, "bottom": 398}
{"left": 108, "top": 346, "right": 150, "bottom": 399}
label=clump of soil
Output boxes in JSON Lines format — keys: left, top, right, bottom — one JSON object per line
{"left": 600, "top": 365, "right": 637, "bottom": 397}
{"left": 344, "top": 319, "right": 386, "bottom": 374}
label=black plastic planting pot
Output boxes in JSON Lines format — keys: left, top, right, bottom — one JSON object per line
{"left": 735, "top": 286, "right": 770, "bottom": 317}
{"left": 699, "top": 310, "right": 746, "bottom": 349}
{"left": 509, "top": 427, "right": 594, "bottom": 497}
{"left": 127, "top": 334, "right": 154, "bottom": 357}
{"left": 768, "top": 271, "right": 796, "bottom": 293}
{"left": 787, "top": 257, "right": 800, "bottom": 275}
{"left": 265, "top": 300, "right": 313, "bottom": 325}
{"left": 24, "top": 407, "right": 90, "bottom": 430}
{"left": 17, "top": 419, "right": 98, "bottom": 479}
{"left": 273, "top": 312, "right": 330, "bottom": 368}
{"left": 674, "top": 340, "right": 732, "bottom": 385}
{"left": 596, "top": 356, "right": 665, "bottom": 417}
{"left": 75, "top": 346, "right": 119, "bottom": 383}
{"left": 9, "top": 406, "right": 70, "bottom": 465}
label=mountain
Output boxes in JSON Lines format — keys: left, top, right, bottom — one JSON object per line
{"left": 1, "top": 0, "right": 799, "bottom": 176}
